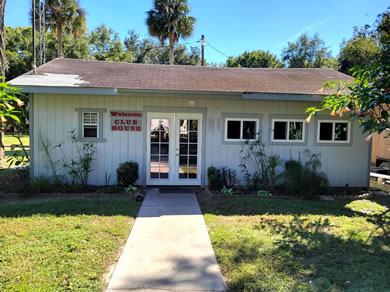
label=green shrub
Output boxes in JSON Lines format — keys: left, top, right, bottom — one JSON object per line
{"left": 240, "top": 134, "right": 281, "bottom": 192}
{"left": 281, "top": 150, "right": 328, "bottom": 199}
{"left": 103, "top": 184, "right": 124, "bottom": 194}
{"left": 207, "top": 166, "right": 224, "bottom": 191}
{"left": 24, "top": 177, "right": 59, "bottom": 194}
{"left": 116, "top": 162, "right": 139, "bottom": 187}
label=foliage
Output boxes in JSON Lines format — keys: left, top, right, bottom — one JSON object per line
{"left": 207, "top": 166, "right": 236, "bottom": 191}
{"left": 124, "top": 30, "right": 200, "bottom": 65}
{"left": 306, "top": 61, "right": 390, "bottom": 136}
{"left": 103, "top": 184, "right": 124, "bottom": 194}
{"left": 146, "top": 0, "right": 195, "bottom": 64}
{"left": 5, "top": 26, "right": 90, "bottom": 80}
{"left": 44, "top": 0, "right": 87, "bottom": 58}
{"left": 257, "top": 190, "right": 272, "bottom": 197}
{"left": 0, "top": 198, "right": 139, "bottom": 291}
{"left": 201, "top": 197, "right": 390, "bottom": 291}
{"left": 240, "top": 135, "right": 281, "bottom": 192}
{"left": 280, "top": 150, "right": 328, "bottom": 199}
{"left": 307, "top": 8, "right": 390, "bottom": 136}
{"left": 125, "top": 185, "right": 138, "bottom": 194}
{"left": 207, "top": 166, "right": 224, "bottom": 191}
{"left": 0, "top": 79, "right": 22, "bottom": 125}
{"left": 226, "top": 50, "right": 284, "bottom": 68}
{"left": 339, "top": 26, "right": 381, "bottom": 74}
{"left": 281, "top": 33, "right": 335, "bottom": 68}
{"left": 116, "top": 161, "right": 139, "bottom": 187}
{"left": 220, "top": 186, "right": 233, "bottom": 195}
{"left": 89, "top": 24, "right": 133, "bottom": 62}
{"left": 39, "top": 133, "right": 59, "bottom": 181}
{"left": 58, "top": 132, "right": 96, "bottom": 186}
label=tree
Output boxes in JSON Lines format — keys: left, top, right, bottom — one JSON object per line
{"left": 339, "top": 26, "right": 381, "bottom": 74}
{"left": 146, "top": 0, "right": 195, "bottom": 65}
{"left": 89, "top": 25, "right": 132, "bottom": 62}
{"left": 226, "top": 50, "right": 284, "bottom": 68}
{"left": 45, "top": 0, "right": 86, "bottom": 58}
{"left": 306, "top": 8, "right": 390, "bottom": 138}
{"left": 281, "top": 33, "right": 333, "bottom": 68}
{"left": 124, "top": 29, "right": 201, "bottom": 65}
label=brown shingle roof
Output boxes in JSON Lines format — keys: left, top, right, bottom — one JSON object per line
{"left": 11, "top": 58, "right": 353, "bottom": 95}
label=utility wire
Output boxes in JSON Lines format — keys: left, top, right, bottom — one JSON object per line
{"left": 207, "top": 41, "right": 247, "bottom": 68}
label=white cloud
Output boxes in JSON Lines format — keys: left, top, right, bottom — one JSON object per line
{"left": 278, "top": 18, "right": 329, "bottom": 47}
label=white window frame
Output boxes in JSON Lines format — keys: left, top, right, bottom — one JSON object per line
{"left": 82, "top": 112, "right": 99, "bottom": 138}
{"left": 317, "top": 120, "right": 351, "bottom": 143}
{"left": 224, "top": 118, "right": 259, "bottom": 142}
{"left": 271, "top": 119, "right": 305, "bottom": 143}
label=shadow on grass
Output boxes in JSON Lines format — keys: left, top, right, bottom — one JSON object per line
{"left": 202, "top": 197, "right": 390, "bottom": 291}
{"left": 0, "top": 198, "right": 140, "bottom": 218}
{"left": 199, "top": 196, "right": 390, "bottom": 219}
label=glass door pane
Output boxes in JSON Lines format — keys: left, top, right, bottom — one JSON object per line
{"left": 150, "top": 119, "right": 170, "bottom": 179}
{"left": 178, "top": 119, "right": 198, "bottom": 179}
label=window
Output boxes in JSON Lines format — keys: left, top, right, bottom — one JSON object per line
{"left": 225, "top": 118, "right": 258, "bottom": 141}
{"left": 317, "top": 120, "right": 350, "bottom": 143}
{"left": 272, "top": 119, "right": 305, "bottom": 142}
{"left": 82, "top": 112, "right": 99, "bottom": 138}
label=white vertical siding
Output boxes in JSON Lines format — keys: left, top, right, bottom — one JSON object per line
{"left": 32, "top": 93, "right": 370, "bottom": 187}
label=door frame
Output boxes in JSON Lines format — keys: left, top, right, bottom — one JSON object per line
{"left": 145, "top": 110, "right": 205, "bottom": 186}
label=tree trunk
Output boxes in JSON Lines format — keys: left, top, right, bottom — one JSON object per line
{"left": 57, "top": 22, "right": 64, "bottom": 58}
{"left": 0, "top": 0, "right": 6, "bottom": 168}
{"left": 169, "top": 37, "right": 174, "bottom": 65}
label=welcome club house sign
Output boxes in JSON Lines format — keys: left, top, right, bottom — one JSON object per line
{"left": 110, "top": 111, "right": 142, "bottom": 132}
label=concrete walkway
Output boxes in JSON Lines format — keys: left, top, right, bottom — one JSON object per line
{"left": 106, "top": 189, "right": 225, "bottom": 292}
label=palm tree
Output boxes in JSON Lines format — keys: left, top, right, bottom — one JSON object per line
{"left": 45, "top": 0, "right": 86, "bottom": 58}
{"left": 146, "top": 0, "right": 195, "bottom": 65}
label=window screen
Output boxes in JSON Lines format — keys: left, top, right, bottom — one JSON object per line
{"left": 83, "top": 112, "right": 98, "bottom": 138}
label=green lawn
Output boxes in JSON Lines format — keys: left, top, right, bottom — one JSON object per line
{"left": 0, "top": 198, "right": 140, "bottom": 291}
{"left": 4, "top": 134, "right": 30, "bottom": 147}
{"left": 200, "top": 197, "right": 390, "bottom": 291}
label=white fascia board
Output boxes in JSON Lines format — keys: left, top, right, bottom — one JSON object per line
{"left": 242, "top": 92, "right": 324, "bottom": 101}
{"left": 14, "top": 86, "right": 118, "bottom": 95}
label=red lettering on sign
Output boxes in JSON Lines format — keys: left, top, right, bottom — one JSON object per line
{"left": 120, "top": 120, "right": 124, "bottom": 125}
{"left": 114, "top": 120, "right": 119, "bottom": 124}
{"left": 112, "top": 126, "right": 117, "bottom": 131}
{"left": 131, "top": 126, "right": 135, "bottom": 131}
{"left": 125, "top": 126, "right": 130, "bottom": 131}
{"left": 111, "top": 112, "right": 118, "bottom": 117}
{"left": 132, "top": 120, "right": 137, "bottom": 125}
{"left": 126, "top": 120, "right": 131, "bottom": 125}
{"left": 118, "top": 126, "right": 123, "bottom": 131}
{"left": 136, "top": 126, "right": 141, "bottom": 132}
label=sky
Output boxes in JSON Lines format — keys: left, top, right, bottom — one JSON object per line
{"left": 5, "top": 0, "right": 390, "bottom": 64}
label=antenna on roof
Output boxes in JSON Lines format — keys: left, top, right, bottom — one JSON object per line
{"left": 32, "top": 0, "right": 46, "bottom": 73}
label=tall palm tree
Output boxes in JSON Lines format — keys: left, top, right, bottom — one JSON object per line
{"left": 146, "top": 0, "right": 195, "bottom": 65}
{"left": 45, "top": 0, "right": 86, "bottom": 58}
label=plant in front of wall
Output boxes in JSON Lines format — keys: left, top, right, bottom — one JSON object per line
{"left": 125, "top": 185, "right": 138, "bottom": 194}
{"left": 58, "top": 130, "right": 96, "bottom": 186}
{"left": 220, "top": 185, "right": 233, "bottom": 195}
{"left": 40, "top": 133, "right": 60, "bottom": 183}
{"left": 279, "top": 150, "right": 328, "bottom": 200}
{"left": 257, "top": 190, "right": 272, "bottom": 197}
{"left": 240, "top": 133, "right": 281, "bottom": 192}
{"left": 117, "top": 161, "right": 139, "bottom": 187}
{"left": 207, "top": 166, "right": 224, "bottom": 191}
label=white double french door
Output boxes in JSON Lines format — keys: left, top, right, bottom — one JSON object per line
{"left": 146, "top": 112, "right": 202, "bottom": 186}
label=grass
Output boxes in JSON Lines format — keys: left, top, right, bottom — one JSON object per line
{"left": 0, "top": 198, "right": 140, "bottom": 291}
{"left": 370, "top": 177, "right": 390, "bottom": 193}
{"left": 3, "top": 134, "right": 29, "bottom": 147}
{"left": 200, "top": 197, "right": 390, "bottom": 291}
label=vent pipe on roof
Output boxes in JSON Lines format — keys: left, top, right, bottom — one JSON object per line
{"left": 201, "top": 35, "right": 206, "bottom": 66}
